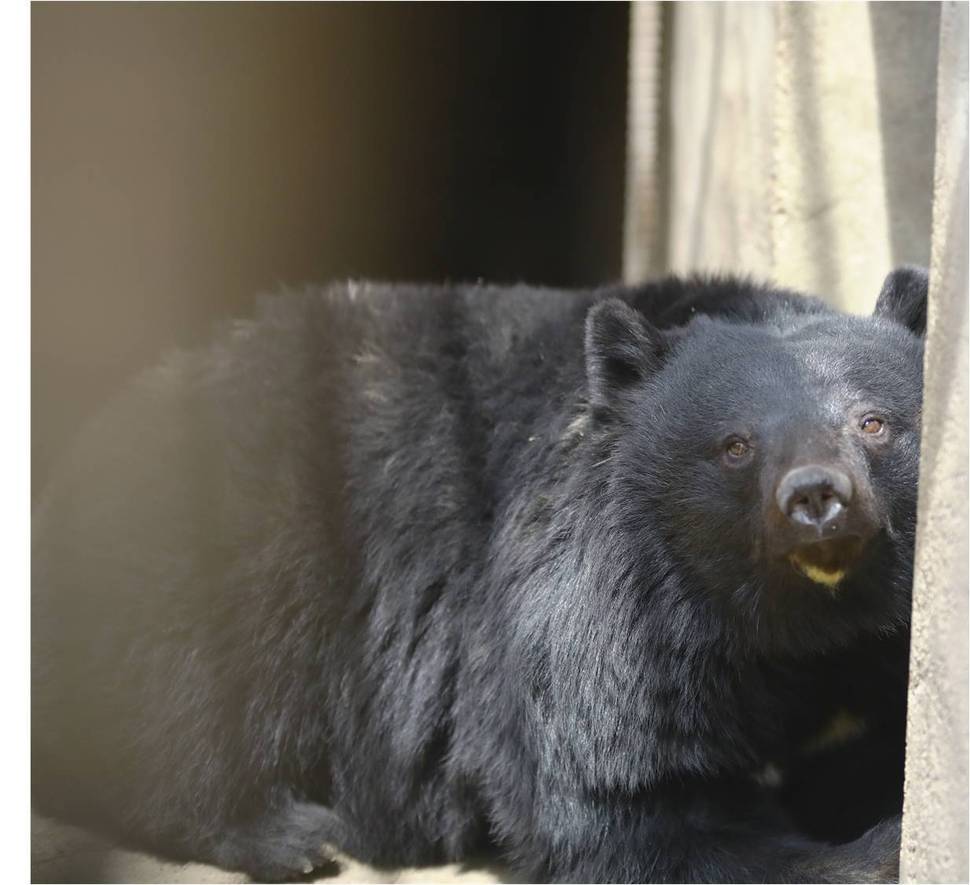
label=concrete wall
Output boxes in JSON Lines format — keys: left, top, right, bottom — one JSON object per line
{"left": 626, "top": 1, "right": 940, "bottom": 314}
{"left": 900, "top": 4, "right": 969, "bottom": 880}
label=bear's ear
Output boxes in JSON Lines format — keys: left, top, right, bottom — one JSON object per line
{"left": 585, "top": 298, "right": 663, "bottom": 412}
{"left": 874, "top": 265, "right": 928, "bottom": 336}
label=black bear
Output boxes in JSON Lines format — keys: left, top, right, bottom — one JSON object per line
{"left": 32, "top": 268, "right": 927, "bottom": 882}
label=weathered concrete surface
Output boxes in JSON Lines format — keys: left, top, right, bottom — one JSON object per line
{"left": 662, "top": 1, "right": 778, "bottom": 283}
{"left": 899, "top": 3, "right": 970, "bottom": 882}
{"left": 634, "top": 2, "right": 940, "bottom": 316}
{"left": 623, "top": 1, "right": 665, "bottom": 282}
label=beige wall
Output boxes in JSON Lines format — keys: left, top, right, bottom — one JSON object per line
{"left": 626, "top": 1, "right": 940, "bottom": 314}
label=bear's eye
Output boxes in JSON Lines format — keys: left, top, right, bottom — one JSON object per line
{"left": 725, "top": 438, "right": 750, "bottom": 459}
{"left": 860, "top": 416, "right": 885, "bottom": 436}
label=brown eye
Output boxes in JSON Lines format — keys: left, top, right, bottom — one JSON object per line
{"left": 861, "top": 416, "right": 885, "bottom": 435}
{"left": 726, "top": 439, "right": 749, "bottom": 458}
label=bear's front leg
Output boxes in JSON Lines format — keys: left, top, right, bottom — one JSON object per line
{"left": 202, "top": 799, "right": 354, "bottom": 882}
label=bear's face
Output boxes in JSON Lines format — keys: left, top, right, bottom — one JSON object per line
{"left": 585, "top": 270, "right": 927, "bottom": 655}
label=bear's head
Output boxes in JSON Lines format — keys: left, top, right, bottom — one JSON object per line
{"left": 584, "top": 268, "right": 927, "bottom": 656}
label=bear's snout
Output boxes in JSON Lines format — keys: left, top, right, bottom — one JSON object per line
{"left": 772, "top": 463, "right": 880, "bottom": 587}
{"left": 776, "top": 465, "right": 853, "bottom": 535}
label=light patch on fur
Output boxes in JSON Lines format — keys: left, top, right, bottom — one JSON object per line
{"left": 789, "top": 555, "right": 846, "bottom": 588}
{"left": 752, "top": 762, "right": 784, "bottom": 788}
{"left": 803, "top": 709, "right": 868, "bottom": 754}
{"left": 563, "top": 411, "right": 590, "bottom": 442}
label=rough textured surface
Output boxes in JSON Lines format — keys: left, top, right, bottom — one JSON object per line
{"left": 663, "top": 1, "right": 777, "bottom": 281}
{"left": 899, "top": 3, "right": 970, "bottom": 881}
{"left": 771, "top": 2, "right": 894, "bottom": 310}
{"left": 623, "top": 1, "right": 664, "bottom": 281}
{"left": 637, "top": 2, "right": 939, "bottom": 316}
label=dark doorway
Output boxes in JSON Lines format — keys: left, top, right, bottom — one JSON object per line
{"left": 32, "top": 3, "right": 630, "bottom": 490}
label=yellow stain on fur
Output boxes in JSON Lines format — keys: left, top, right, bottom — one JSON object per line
{"left": 789, "top": 555, "right": 846, "bottom": 588}
{"left": 803, "top": 709, "right": 868, "bottom": 754}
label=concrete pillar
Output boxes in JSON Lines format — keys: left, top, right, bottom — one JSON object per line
{"left": 899, "top": 3, "right": 969, "bottom": 881}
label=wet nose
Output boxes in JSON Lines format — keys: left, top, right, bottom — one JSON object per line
{"left": 776, "top": 465, "right": 853, "bottom": 533}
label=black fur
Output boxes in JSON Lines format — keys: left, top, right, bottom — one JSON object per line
{"left": 32, "top": 271, "right": 927, "bottom": 882}
{"left": 874, "top": 266, "right": 929, "bottom": 336}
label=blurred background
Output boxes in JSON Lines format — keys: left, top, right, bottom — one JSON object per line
{"left": 32, "top": 3, "right": 629, "bottom": 493}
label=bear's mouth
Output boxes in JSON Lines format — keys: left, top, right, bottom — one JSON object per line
{"left": 787, "top": 537, "right": 866, "bottom": 588}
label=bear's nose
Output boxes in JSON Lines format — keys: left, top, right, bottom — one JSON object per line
{"left": 776, "top": 465, "right": 853, "bottom": 533}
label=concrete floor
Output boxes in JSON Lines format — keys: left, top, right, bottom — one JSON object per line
{"left": 31, "top": 813, "right": 504, "bottom": 884}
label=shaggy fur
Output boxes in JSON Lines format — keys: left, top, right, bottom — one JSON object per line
{"left": 32, "top": 269, "right": 927, "bottom": 882}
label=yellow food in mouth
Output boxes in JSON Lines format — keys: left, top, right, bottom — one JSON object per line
{"left": 789, "top": 555, "right": 847, "bottom": 587}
